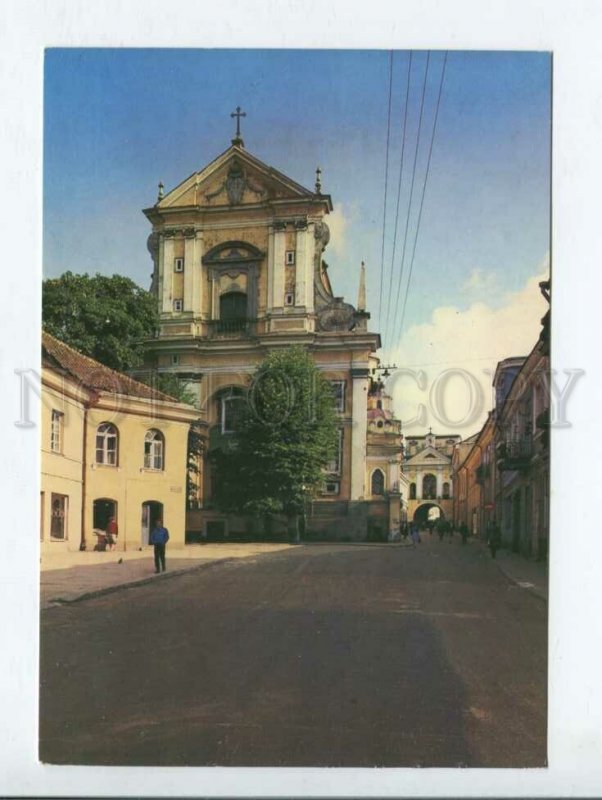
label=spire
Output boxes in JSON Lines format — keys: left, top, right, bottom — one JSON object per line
{"left": 358, "top": 261, "right": 366, "bottom": 312}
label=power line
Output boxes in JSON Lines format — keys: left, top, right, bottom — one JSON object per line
{"left": 377, "top": 51, "right": 394, "bottom": 335}
{"left": 383, "top": 52, "right": 412, "bottom": 349}
{"left": 398, "top": 52, "right": 448, "bottom": 338}
{"left": 386, "top": 51, "right": 430, "bottom": 352}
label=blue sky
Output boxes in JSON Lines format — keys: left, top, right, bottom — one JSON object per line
{"left": 44, "top": 48, "right": 550, "bottom": 370}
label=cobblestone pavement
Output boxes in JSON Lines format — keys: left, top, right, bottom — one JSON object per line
{"left": 40, "top": 536, "right": 547, "bottom": 767}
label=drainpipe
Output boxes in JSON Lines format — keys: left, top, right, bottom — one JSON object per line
{"left": 80, "top": 391, "right": 99, "bottom": 551}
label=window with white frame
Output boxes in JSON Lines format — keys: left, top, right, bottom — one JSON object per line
{"left": 325, "top": 429, "right": 343, "bottom": 474}
{"left": 174, "top": 257, "right": 184, "bottom": 272}
{"left": 285, "top": 250, "right": 295, "bottom": 265}
{"left": 171, "top": 354, "right": 180, "bottom": 366}
{"left": 144, "top": 429, "right": 165, "bottom": 470}
{"left": 173, "top": 299, "right": 183, "bottom": 312}
{"left": 322, "top": 480, "right": 340, "bottom": 496}
{"left": 221, "top": 390, "right": 246, "bottom": 434}
{"left": 50, "top": 410, "right": 63, "bottom": 453}
{"left": 96, "top": 422, "right": 118, "bottom": 466}
{"left": 284, "top": 292, "right": 295, "bottom": 306}
{"left": 330, "top": 381, "right": 345, "bottom": 413}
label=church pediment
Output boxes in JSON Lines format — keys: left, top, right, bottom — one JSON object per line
{"left": 405, "top": 446, "right": 451, "bottom": 467}
{"left": 157, "top": 146, "right": 318, "bottom": 209}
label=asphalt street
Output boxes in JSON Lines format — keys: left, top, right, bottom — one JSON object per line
{"left": 39, "top": 535, "right": 547, "bottom": 767}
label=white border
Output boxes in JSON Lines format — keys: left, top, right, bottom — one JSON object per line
{"left": 2, "top": 0, "right": 601, "bottom": 796}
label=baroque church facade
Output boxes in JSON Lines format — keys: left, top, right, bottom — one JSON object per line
{"left": 136, "top": 120, "right": 404, "bottom": 541}
{"left": 402, "top": 430, "right": 460, "bottom": 524}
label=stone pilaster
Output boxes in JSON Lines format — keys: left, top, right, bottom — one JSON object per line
{"left": 295, "top": 225, "right": 314, "bottom": 312}
{"left": 183, "top": 234, "right": 195, "bottom": 312}
{"left": 272, "top": 224, "right": 286, "bottom": 310}
{"left": 350, "top": 368, "right": 369, "bottom": 500}
{"left": 192, "top": 231, "right": 203, "bottom": 315}
{"left": 162, "top": 236, "right": 174, "bottom": 313}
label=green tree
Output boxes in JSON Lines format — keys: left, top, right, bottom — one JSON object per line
{"left": 213, "top": 347, "right": 339, "bottom": 541}
{"left": 42, "top": 271, "right": 158, "bottom": 372}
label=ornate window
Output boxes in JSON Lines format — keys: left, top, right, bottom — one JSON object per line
{"left": 144, "top": 429, "right": 165, "bottom": 470}
{"left": 96, "top": 423, "right": 118, "bottom": 466}
{"left": 220, "top": 291, "right": 247, "bottom": 321}
{"left": 442, "top": 481, "right": 450, "bottom": 499}
{"left": 371, "top": 469, "right": 385, "bottom": 496}
{"left": 409, "top": 482, "right": 417, "bottom": 500}
{"left": 423, "top": 473, "right": 436, "bottom": 500}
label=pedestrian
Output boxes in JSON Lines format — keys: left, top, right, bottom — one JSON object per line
{"left": 401, "top": 522, "right": 409, "bottom": 542}
{"left": 460, "top": 522, "right": 469, "bottom": 545}
{"left": 446, "top": 520, "right": 453, "bottom": 540}
{"left": 437, "top": 518, "right": 445, "bottom": 541}
{"left": 106, "top": 516, "right": 118, "bottom": 551}
{"left": 488, "top": 519, "right": 501, "bottom": 559}
{"left": 150, "top": 518, "right": 170, "bottom": 573}
{"left": 410, "top": 521, "right": 421, "bottom": 545}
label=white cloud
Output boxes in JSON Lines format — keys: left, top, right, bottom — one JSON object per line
{"left": 326, "top": 202, "right": 348, "bottom": 258}
{"left": 462, "top": 267, "right": 499, "bottom": 294}
{"left": 385, "top": 264, "right": 550, "bottom": 436}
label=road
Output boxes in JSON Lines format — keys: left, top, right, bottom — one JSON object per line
{"left": 40, "top": 536, "right": 547, "bottom": 767}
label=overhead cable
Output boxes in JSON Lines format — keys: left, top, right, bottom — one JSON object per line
{"left": 386, "top": 51, "right": 430, "bottom": 352}
{"left": 383, "top": 52, "right": 413, "bottom": 348}
{"left": 377, "top": 51, "right": 394, "bottom": 335}
{"left": 398, "top": 52, "right": 448, "bottom": 338}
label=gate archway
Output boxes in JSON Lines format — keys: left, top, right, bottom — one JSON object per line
{"left": 413, "top": 503, "right": 444, "bottom": 525}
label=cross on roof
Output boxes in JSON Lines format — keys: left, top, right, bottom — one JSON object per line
{"left": 230, "top": 105, "right": 246, "bottom": 146}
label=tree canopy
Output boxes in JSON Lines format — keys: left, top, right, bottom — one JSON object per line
{"left": 212, "top": 347, "right": 339, "bottom": 533}
{"left": 42, "top": 272, "right": 158, "bottom": 373}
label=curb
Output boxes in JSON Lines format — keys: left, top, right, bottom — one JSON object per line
{"left": 43, "top": 557, "right": 238, "bottom": 609}
{"left": 476, "top": 541, "right": 548, "bottom": 602}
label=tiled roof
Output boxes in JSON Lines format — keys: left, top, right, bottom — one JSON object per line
{"left": 42, "top": 332, "right": 177, "bottom": 402}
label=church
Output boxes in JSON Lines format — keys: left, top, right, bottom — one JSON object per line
{"left": 135, "top": 111, "right": 404, "bottom": 541}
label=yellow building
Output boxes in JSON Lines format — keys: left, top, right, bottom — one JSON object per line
{"left": 136, "top": 125, "right": 401, "bottom": 540}
{"left": 41, "top": 333, "right": 202, "bottom": 552}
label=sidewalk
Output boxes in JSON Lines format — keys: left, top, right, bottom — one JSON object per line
{"left": 40, "top": 543, "right": 293, "bottom": 609}
{"left": 480, "top": 541, "right": 548, "bottom": 601}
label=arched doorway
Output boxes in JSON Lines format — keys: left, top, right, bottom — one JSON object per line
{"left": 93, "top": 498, "right": 117, "bottom": 531}
{"left": 141, "top": 501, "right": 164, "bottom": 546}
{"left": 413, "top": 503, "right": 444, "bottom": 526}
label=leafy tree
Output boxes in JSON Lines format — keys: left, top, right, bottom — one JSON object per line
{"left": 212, "top": 347, "right": 339, "bottom": 541}
{"left": 43, "top": 271, "right": 158, "bottom": 372}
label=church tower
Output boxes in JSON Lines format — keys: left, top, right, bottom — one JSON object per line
{"left": 139, "top": 110, "right": 389, "bottom": 540}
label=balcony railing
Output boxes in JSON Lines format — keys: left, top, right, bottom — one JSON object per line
{"left": 496, "top": 438, "right": 532, "bottom": 471}
{"left": 206, "top": 319, "right": 256, "bottom": 337}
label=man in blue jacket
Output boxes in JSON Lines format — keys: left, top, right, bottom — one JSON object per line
{"left": 149, "top": 518, "right": 169, "bottom": 573}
